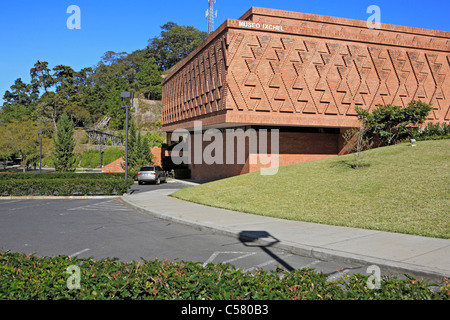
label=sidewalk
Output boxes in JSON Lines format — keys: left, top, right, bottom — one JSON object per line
{"left": 121, "top": 184, "right": 450, "bottom": 282}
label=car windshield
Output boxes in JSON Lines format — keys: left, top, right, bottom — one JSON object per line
{"left": 139, "top": 167, "right": 155, "bottom": 171}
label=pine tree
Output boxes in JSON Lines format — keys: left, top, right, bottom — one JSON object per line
{"left": 122, "top": 120, "right": 154, "bottom": 172}
{"left": 135, "top": 131, "right": 154, "bottom": 167}
{"left": 136, "top": 57, "right": 162, "bottom": 100}
{"left": 141, "top": 134, "right": 154, "bottom": 164}
{"left": 53, "top": 113, "right": 77, "bottom": 172}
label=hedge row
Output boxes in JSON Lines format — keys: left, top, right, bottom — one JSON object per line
{"left": 0, "top": 172, "right": 125, "bottom": 180}
{"left": 407, "top": 122, "right": 450, "bottom": 141}
{"left": 0, "top": 251, "right": 448, "bottom": 300}
{"left": 0, "top": 178, "right": 134, "bottom": 196}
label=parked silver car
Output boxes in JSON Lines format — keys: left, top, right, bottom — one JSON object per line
{"left": 137, "top": 166, "right": 167, "bottom": 185}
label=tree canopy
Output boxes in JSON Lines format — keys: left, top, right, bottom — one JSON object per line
{"left": 148, "top": 22, "right": 208, "bottom": 71}
{"left": 0, "top": 21, "right": 207, "bottom": 131}
{"left": 0, "top": 120, "right": 46, "bottom": 172}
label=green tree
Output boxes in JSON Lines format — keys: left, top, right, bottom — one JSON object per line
{"left": 80, "top": 83, "right": 106, "bottom": 120}
{"left": 135, "top": 131, "right": 154, "bottom": 166}
{"left": 70, "top": 67, "right": 94, "bottom": 124}
{"left": 145, "top": 131, "right": 164, "bottom": 147}
{"left": 2, "top": 78, "right": 37, "bottom": 107}
{"left": 140, "top": 133, "right": 154, "bottom": 163}
{"left": 52, "top": 113, "right": 77, "bottom": 172}
{"left": 356, "top": 100, "right": 433, "bottom": 146}
{"left": 1, "top": 78, "right": 38, "bottom": 123}
{"left": 64, "top": 102, "right": 91, "bottom": 128}
{"left": 30, "top": 60, "right": 54, "bottom": 94}
{"left": 91, "top": 51, "right": 137, "bottom": 86}
{"left": 34, "top": 91, "right": 66, "bottom": 133}
{"left": 148, "top": 22, "right": 208, "bottom": 71}
{"left": 136, "top": 57, "right": 162, "bottom": 100}
{"left": 122, "top": 121, "right": 154, "bottom": 173}
{"left": 0, "top": 120, "right": 45, "bottom": 172}
{"left": 53, "top": 65, "right": 76, "bottom": 99}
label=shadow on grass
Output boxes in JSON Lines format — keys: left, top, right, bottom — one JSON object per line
{"left": 330, "top": 159, "right": 371, "bottom": 170}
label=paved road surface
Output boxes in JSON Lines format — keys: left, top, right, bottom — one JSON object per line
{"left": 0, "top": 185, "right": 373, "bottom": 281}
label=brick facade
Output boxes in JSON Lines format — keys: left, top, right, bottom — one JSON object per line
{"left": 182, "top": 129, "right": 339, "bottom": 181}
{"left": 162, "top": 7, "right": 450, "bottom": 181}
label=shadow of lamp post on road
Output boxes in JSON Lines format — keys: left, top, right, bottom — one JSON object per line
{"left": 238, "top": 230, "right": 294, "bottom": 272}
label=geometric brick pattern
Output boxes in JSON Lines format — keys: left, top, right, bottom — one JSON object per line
{"left": 225, "top": 31, "right": 450, "bottom": 121}
{"left": 162, "top": 35, "right": 228, "bottom": 124}
{"left": 162, "top": 7, "right": 450, "bottom": 131}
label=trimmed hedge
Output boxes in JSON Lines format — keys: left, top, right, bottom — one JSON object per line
{"left": 407, "top": 122, "right": 450, "bottom": 141}
{"left": 0, "top": 172, "right": 133, "bottom": 196}
{"left": 0, "top": 251, "right": 448, "bottom": 300}
{"left": 0, "top": 172, "right": 125, "bottom": 180}
{"left": 0, "top": 178, "right": 133, "bottom": 196}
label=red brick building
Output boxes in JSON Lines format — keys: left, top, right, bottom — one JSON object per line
{"left": 162, "top": 7, "right": 450, "bottom": 181}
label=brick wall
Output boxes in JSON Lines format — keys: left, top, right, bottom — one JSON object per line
{"left": 187, "top": 130, "right": 340, "bottom": 181}
{"left": 151, "top": 147, "right": 162, "bottom": 166}
{"left": 161, "top": 7, "right": 449, "bottom": 181}
{"left": 162, "top": 7, "right": 450, "bottom": 132}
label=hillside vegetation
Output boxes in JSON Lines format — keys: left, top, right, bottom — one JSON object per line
{"left": 171, "top": 140, "right": 450, "bottom": 239}
{"left": 0, "top": 22, "right": 207, "bottom": 171}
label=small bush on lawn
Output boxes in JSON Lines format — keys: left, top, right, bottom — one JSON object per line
{"left": 0, "top": 251, "right": 448, "bottom": 300}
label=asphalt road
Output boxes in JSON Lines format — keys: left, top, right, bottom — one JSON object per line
{"left": 128, "top": 179, "right": 194, "bottom": 194}
{"left": 0, "top": 181, "right": 373, "bottom": 280}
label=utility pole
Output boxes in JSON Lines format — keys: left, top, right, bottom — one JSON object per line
{"left": 121, "top": 92, "right": 134, "bottom": 180}
{"left": 38, "top": 131, "right": 44, "bottom": 173}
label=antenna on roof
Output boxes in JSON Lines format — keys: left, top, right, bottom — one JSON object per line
{"left": 205, "top": 0, "right": 217, "bottom": 33}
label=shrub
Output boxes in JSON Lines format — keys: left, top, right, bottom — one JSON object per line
{"left": 0, "top": 178, "right": 133, "bottom": 196}
{"left": 0, "top": 172, "right": 132, "bottom": 196}
{"left": 0, "top": 172, "right": 125, "bottom": 180}
{"left": 0, "top": 250, "right": 448, "bottom": 300}
{"left": 406, "top": 122, "right": 450, "bottom": 141}
{"left": 356, "top": 100, "right": 433, "bottom": 145}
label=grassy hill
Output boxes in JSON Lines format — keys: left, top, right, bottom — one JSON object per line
{"left": 171, "top": 139, "right": 450, "bottom": 239}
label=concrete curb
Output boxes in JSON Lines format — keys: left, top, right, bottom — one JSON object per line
{"left": 2, "top": 189, "right": 445, "bottom": 282}
{"left": 236, "top": 230, "right": 449, "bottom": 282}
{"left": 120, "top": 195, "right": 449, "bottom": 283}
{"left": 120, "top": 196, "right": 446, "bottom": 282}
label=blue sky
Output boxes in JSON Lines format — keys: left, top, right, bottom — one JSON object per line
{"left": 0, "top": 0, "right": 449, "bottom": 99}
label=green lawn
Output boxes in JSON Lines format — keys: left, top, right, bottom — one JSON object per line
{"left": 171, "top": 139, "right": 450, "bottom": 239}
